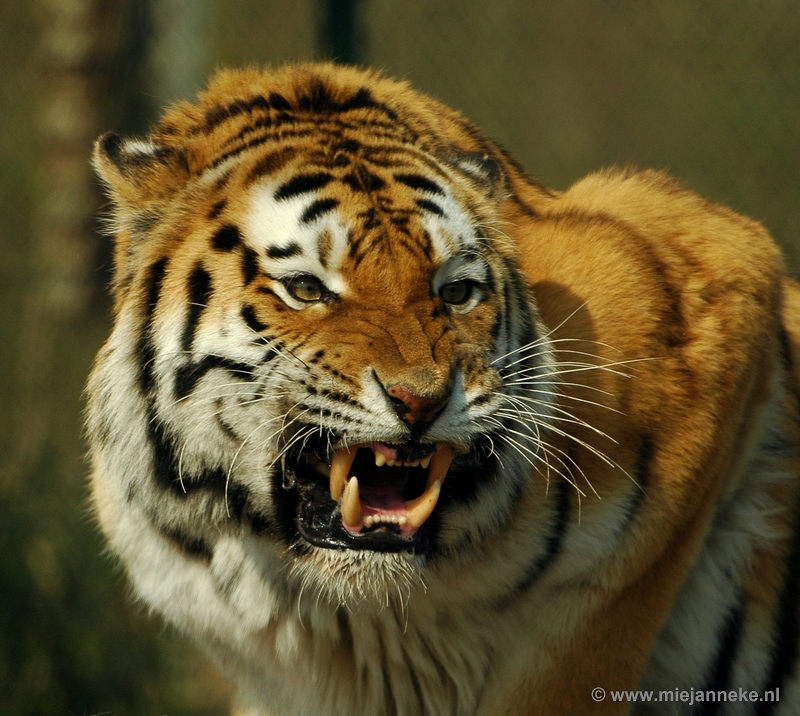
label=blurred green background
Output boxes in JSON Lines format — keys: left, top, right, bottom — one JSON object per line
{"left": 1, "top": 1, "right": 798, "bottom": 714}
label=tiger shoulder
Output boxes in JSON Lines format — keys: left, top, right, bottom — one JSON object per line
{"left": 85, "top": 62, "right": 800, "bottom": 715}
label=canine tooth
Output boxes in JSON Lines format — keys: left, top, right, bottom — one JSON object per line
{"left": 330, "top": 447, "right": 357, "bottom": 502}
{"left": 374, "top": 452, "right": 387, "bottom": 467}
{"left": 420, "top": 455, "right": 432, "bottom": 470}
{"left": 405, "top": 480, "right": 442, "bottom": 529}
{"left": 428, "top": 445, "right": 454, "bottom": 486}
{"left": 341, "top": 477, "right": 362, "bottom": 527}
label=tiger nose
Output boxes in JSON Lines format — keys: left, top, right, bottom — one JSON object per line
{"left": 386, "top": 384, "right": 449, "bottom": 426}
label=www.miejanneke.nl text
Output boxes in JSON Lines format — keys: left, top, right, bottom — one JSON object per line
{"left": 591, "top": 687, "right": 780, "bottom": 706}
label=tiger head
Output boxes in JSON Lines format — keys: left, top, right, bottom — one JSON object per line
{"left": 89, "top": 64, "right": 554, "bottom": 608}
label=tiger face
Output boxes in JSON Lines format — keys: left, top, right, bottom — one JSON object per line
{"left": 89, "top": 65, "right": 552, "bottom": 608}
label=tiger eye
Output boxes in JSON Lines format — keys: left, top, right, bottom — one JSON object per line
{"left": 440, "top": 280, "right": 472, "bottom": 305}
{"left": 286, "top": 275, "right": 324, "bottom": 302}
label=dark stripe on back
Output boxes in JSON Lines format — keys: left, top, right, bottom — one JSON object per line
{"left": 415, "top": 198, "right": 445, "bottom": 217}
{"left": 755, "top": 497, "right": 800, "bottom": 715}
{"left": 301, "top": 198, "right": 339, "bottom": 223}
{"left": 211, "top": 224, "right": 240, "bottom": 251}
{"left": 266, "top": 242, "right": 302, "bottom": 259}
{"left": 395, "top": 173, "right": 445, "bottom": 196}
{"left": 695, "top": 596, "right": 746, "bottom": 715}
{"left": 274, "top": 172, "right": 333, "bottom": 200}
{"left": 497, "top": 476, "right": 570, "bottom": 607}
{"left": 182, "top": 264, "right": 213, "bottom": 352}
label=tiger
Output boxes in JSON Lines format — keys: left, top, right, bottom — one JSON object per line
{"left": 85, "top": 62, "right": 800, "bottom": 715}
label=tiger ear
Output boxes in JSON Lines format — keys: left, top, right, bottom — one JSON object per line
{"left": 93, "top": 132, "right": 189, "bottom": 211}
{"left": 440, "top": 150, "right": 506, "bottom": 201}
{"left": 94, "top": 133, "right": 191, "bottom": 290}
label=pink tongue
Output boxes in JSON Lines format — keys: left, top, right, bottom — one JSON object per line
{"left": 359, "top": 473, "right": 407, "bottom": 512}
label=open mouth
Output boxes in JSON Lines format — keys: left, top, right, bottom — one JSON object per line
{"left": 285, "top": 441, "right": 455, "bottom": 552}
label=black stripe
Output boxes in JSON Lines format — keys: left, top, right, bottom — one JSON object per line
{"left": 208, "top": 200, "right": 227, "bottom": 220}
{"left": 211, "top": 224, "right": 240, "bottom": 251}
{"left": 138, "top": 257, "right": 169, "bottom": 395}
{"left": 202, "top": 95, "right": 274, "bottom": 134}
{"left": 248, "top": 510, "right": 274, "bottom": 535}
{"left": 295, "top": 82, "right": 398, "bottom": 122}
{"left": 395, "top": 173, "right": 445, "bottom": 196}
{"left": 208, "top": 133, "right": 274, "bottom": 171}
{"left": 339, "top": 86, "right": 397, "bottom": 119}
{"left": 621, "top": 434, "right": 653, "bottom": 529}
{"left": 266, "top": 242, "right": 302, "bottom": 259}
{"left": 241, "top": 304, "right": 268, "bottom": 332}
{"left": 269, "top": 92, "right": 291, "bottom": 110}
{"left": 274, "top": 172, "right": 333, "bottom": 200}
{"left": 696, "top": 596, "right": 746, "bottom": 715}
{"left": 156, "top": 523, "right": 213, "bottom": 563}
{"left": 134, "top": 262, "right": 258, "bottom": 527}
{"left": 755, "top": 498, "right": 800, "bottom": 716}
{"left": 497, "top": 477, "right": 570, "bottom": 607}
{"left": 341, "top": 167, "right": 386, "bottom": 193}
{"left": 779, "top": 327, "right": 794, "bottom": 373}
{"left": 333, "top": 138, "right": 361, "bottom": 153}
{"left": 182, "top": 264, "right": 212, "bottom": 352}
{"left": 173, "top": 354, "right": 257, "bottom": 400}
{"left": 242, "top": 246, "right": 260, "bottom": 285}
{"left": 301, "top": 198, "right": 339, "bottom": 223}
{"left": 415, "top": 198, "right": 445, "bottom": 217}
{"left": 148, "top": 416, "right": 184, "bottom": 493}
{"left": 359, "top": 206, "right": 381, "bottom": 231}
{"left": 147, "top": 408, "right": 253, "bottom": 519}
{"left": 501, "top": 279, "right": 513, "bottom": 359}
{"left": 246, "top": 147, "right": 298, "bottom": 183}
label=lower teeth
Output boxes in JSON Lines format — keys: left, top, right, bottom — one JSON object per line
{"left": 364, "top": 515, "right": 407, "bottom": 527}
